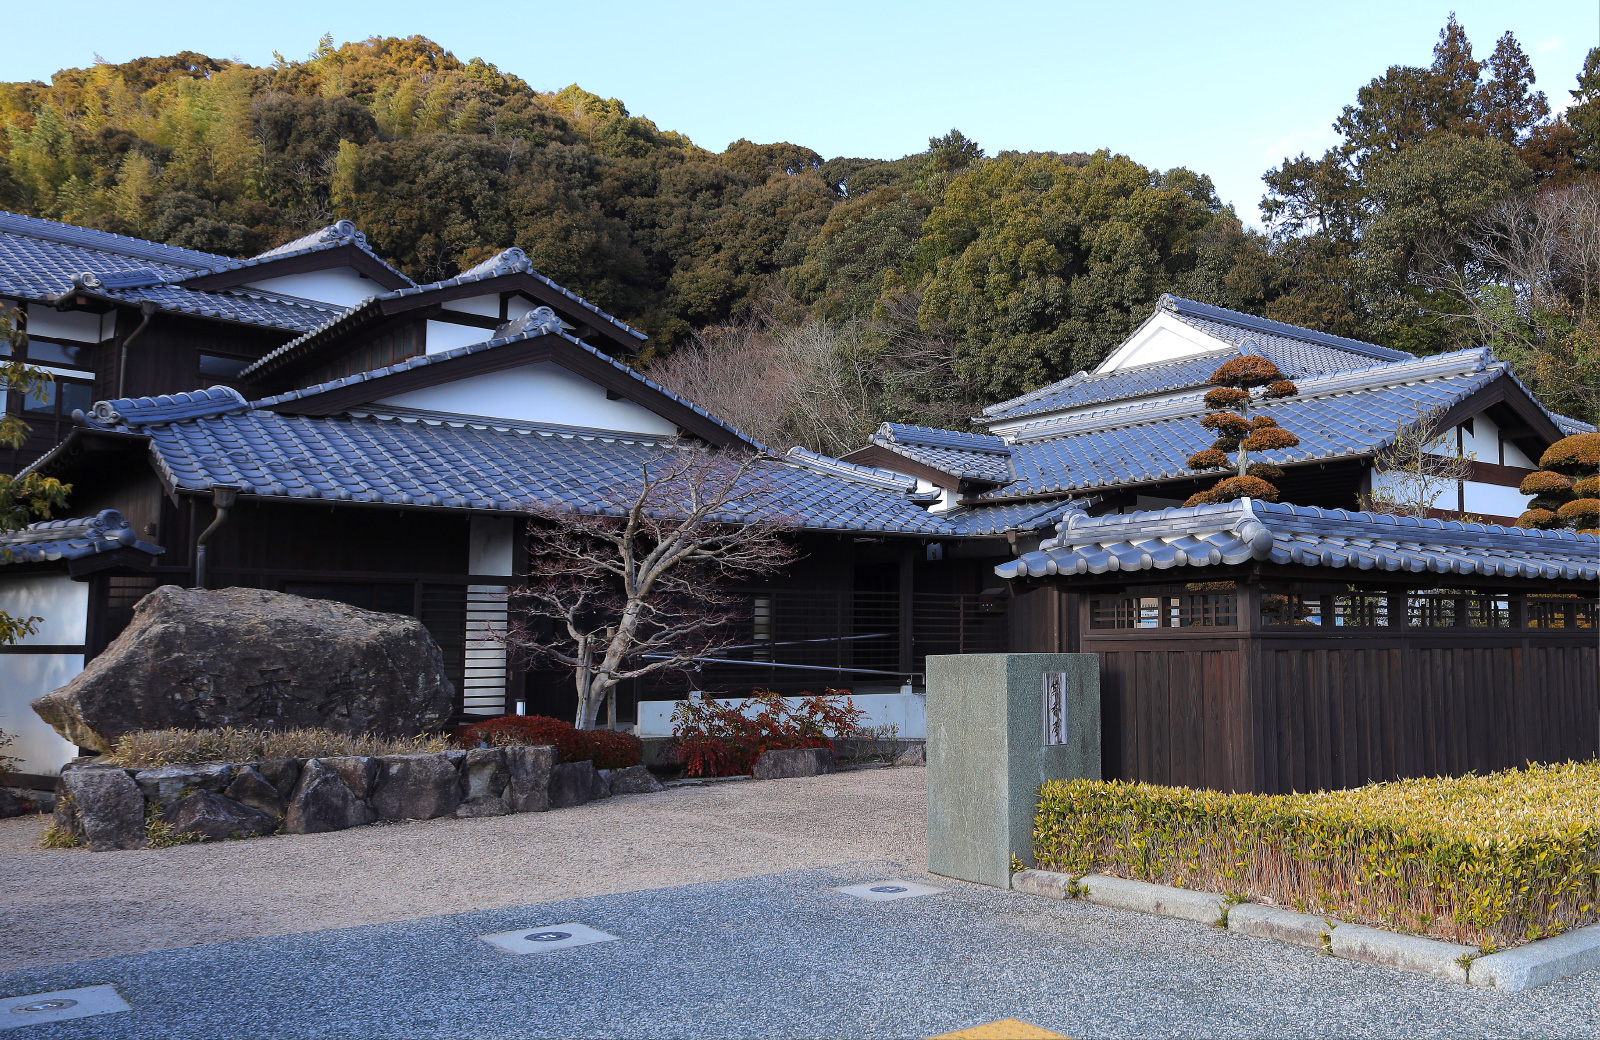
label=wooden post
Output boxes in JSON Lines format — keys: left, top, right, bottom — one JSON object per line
{"left": 898, "top": 543, "right": 914, "bottom": 679}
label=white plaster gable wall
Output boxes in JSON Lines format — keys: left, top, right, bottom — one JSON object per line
{"left": 1094, "top": 310, "right": 1227, "bottom": 373}
{"left": 376, "top": 360, "right": 680, "bottom": 435}
{"left": 442, "top": 293, "right": 500, "bottom": 318}
{"left": 1458, "top": 412, "right": 1538, "bottom": 468}
{"left": 425, "top": 320, "right": 490, "bottom": 354}
{"left": 505, "top": 296, "right": 540, "bottom": 320}
{"left": 242, "top": 267, "right": 379, "bottom": 307}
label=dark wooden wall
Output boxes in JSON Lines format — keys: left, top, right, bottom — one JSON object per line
{"left": 1016, "top": 583, "right": 1599, "bottom": 794}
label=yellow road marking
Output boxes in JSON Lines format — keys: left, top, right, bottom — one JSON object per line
{"left": 929, "top": 1019, "right": 1070, "bottom": 1039}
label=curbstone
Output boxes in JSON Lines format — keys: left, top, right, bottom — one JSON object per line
{"left": 1329, "top": 923, "right": 1474, "bottom": 984}
{"left": 1011, "top": 869, "right": 1072, "bottom": 899}
{"left": 1469, "top": 925, "right": 1599, "bottom": 992}
{"left": 1079, "top": 874, "right": 1226, "bottom": 927}
{"left": 1226, "top": 904, "right": 1337, "bottom": 950}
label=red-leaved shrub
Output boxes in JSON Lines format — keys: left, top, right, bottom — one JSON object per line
{"left": 588, "top": 729, "right": 645, "bottom": 769}
{"left": 454, "top": 715, "right": 645, "bottom": 768}
{"left": 455, "top": 715, "right": 589, "bottom": 763}
{"left": 666, "top": 689, "right": 867, "bottom": 778}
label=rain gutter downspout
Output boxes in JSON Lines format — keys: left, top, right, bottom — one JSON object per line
{"left": 193, "top": 484, "right": 241, "bottom": 590}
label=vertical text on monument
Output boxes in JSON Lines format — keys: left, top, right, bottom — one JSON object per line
{"left": 1042, "top": 671, "right": 1068, "bottom": 747}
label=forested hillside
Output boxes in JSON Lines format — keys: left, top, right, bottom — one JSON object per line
{"left": 2, "top": 20, "right": 1596, "bottom": 449}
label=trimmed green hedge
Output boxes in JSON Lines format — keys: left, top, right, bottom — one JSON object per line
{"left": 1034, "top": 761, "right": 1599, "bottom": 949}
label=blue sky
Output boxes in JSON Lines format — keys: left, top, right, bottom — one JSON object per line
{"left": 7, "top": 1, "right": 1595, "bottom": 225}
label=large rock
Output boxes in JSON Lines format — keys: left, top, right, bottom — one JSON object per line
{"left": 504, "top": 745, "right": 556, "bottom": 812}
{"left": 30, "top": 586, "right": 455, "bottom": 751}
{"left": 282, "top": 759, "right": 376, "bottom": 834}
{"left": 0, "top": 789, "right": 25, "bottom": 818}
{"left": 60, "top": 768, "right": 146, "bottom": 851}
{"left": 371, "top": 753, "right": 460, "bottom": 821}
{"left": 607, "top": 764, "right": 664, "bottom": 795}
{"left": 548, "top": 760, "right": 609, "bottom": 809}
{"left": 163, "top": 791, "right": 279, "bottom": 840}
{"left": 134, "top": 763, "right": 232, "bottom": 804}
{"left": 753, "top": 747, "right": 835, "bottom": 779}
{"left": 224, "top": 766, "right": 287, "bottom": 817}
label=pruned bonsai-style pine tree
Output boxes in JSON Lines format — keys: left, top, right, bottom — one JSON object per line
{"left": 1516, "top": 432, "right": 1600, "bottom": 534}
{"left": 1184, "top": 356, "right": 1301, "bottom": 507}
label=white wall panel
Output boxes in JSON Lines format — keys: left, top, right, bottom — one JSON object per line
{"left": 442, "top": 294, "right": 500, "bottom": 318}
{"left": 425, "top": 320, "right": 491, "bottom": 354}
{"left": 377, "top": 361, "right": 679, "bottom": 435}
{"left": 1464, "top": 480, "right": 1532, "bottom": 519}
{"left": 243, "top": 268, "right": 377, "bottom": 307}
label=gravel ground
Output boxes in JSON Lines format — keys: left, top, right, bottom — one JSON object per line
{"left": 0, "top": 767, "right": 925, "bottom": 971}
{"left": 0, "top": 862, "right": 1593, "bottom": 1039}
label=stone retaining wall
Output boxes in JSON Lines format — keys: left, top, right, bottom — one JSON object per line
{"left": 51, "top": 749, "right": 665, "bottom": 852}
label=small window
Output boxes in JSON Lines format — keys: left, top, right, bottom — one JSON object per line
{"left": 21, "top": 381, "right": 55, "bottom": 414}
{"left": 60, "top": 380, "right": 94, "bottom": 417}
{"left": 1091, "top": 584, "right": 1237, "bottom": 629}
{"left": 199, "top": 354, "right": 250, "bottom": 380}
{"left": 1406, "top": 589, "right": 1513, "bottom": 628}
{"left": 26, "top": 338, "right": 90, "bottom": 368}
{"left": 1527, "top": 595, "right": 1598, "bottom": 630}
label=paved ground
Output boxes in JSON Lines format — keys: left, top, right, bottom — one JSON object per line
{"left": 0, "top": 861, "right": 1594, "bottom": 1039}
{"left": 1, "top": 768, "right": 1594, "bottom": 1038}
{"left": 0, "top": 768, "right": 924, "bottom": 970}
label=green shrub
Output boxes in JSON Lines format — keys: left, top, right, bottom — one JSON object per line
{"left": 1034, "top": 761, "right": 1599, "bottom": 949}
{"left": 102, "top": 727, "right": 450, "bottom": 767}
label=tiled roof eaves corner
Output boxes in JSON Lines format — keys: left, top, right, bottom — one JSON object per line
{"left": 783, "top": 447, "right": 918, "bottom": 492}
{"left": 189, "top": 220, "right": 415, "bottom": 287}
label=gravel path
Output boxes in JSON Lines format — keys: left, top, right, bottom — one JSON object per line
{"left": 0, "top": 862, "right": 1593, "bottom": 1039}
{"left": 0, "top": 767, "right": 925, "bottom": 971}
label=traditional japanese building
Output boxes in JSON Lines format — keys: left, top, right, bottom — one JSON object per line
{"left": 2, "top": 214, "right": 1593, "bottom": 791}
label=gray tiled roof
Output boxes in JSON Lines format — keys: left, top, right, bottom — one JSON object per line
{"left": 867, "top": 423, "right": 1014, "bottom": 485}
{"left": 982, "top": 349, "right": 1502, "bottom": 501}
{"left": 981, "top": 296, "right": 1410, "bottom": 425}
{"left": 1554, "top": 413, "right": 1596, "bottom": 436}
{"left": 238, "top": 247, "right": 646, "bottom": 379}
{"left": 0, "top": 509, "right": 163, "bottom": 566}
{"left": 942, "top": 498, "right": 1075, "bottom": 536}
{"left": 81, "top": 405, "right": 954, "bottom": 535}
{"left": 996, "top": 499, "right": 1599, "bottom": 582}
{"left": 0, "top": 210, "right": 345, "bottom": 331}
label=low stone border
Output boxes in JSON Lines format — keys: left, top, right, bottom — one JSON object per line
{"left": 50, "top": 750, "right": 666, "bottom": 852}
{"left": 1012, "top": 869, "right": 1598, "bottom": 992}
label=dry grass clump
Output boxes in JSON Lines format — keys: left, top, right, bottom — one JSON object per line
{"left": 1034, "top": 760, "right": 1599, "bottom": 949}
{"left": 102, "top": 726, "right": 450, "bottom": 767}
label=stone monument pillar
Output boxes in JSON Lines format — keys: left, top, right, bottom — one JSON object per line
{"left": 925, "top": 653, "right": 1100, "bottom": 889}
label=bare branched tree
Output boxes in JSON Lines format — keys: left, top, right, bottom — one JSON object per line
{"left": 1359, "top": 407, "right": 1476, "bottom": 517}
{"left": 508, "top": 443, "right": 800, "bottom": 729}
{"left": 648, "top": 290, "right": 987, "bottom": 455}
{"left": 1428, "top": 183, "right": 1600, "bottom": 423}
